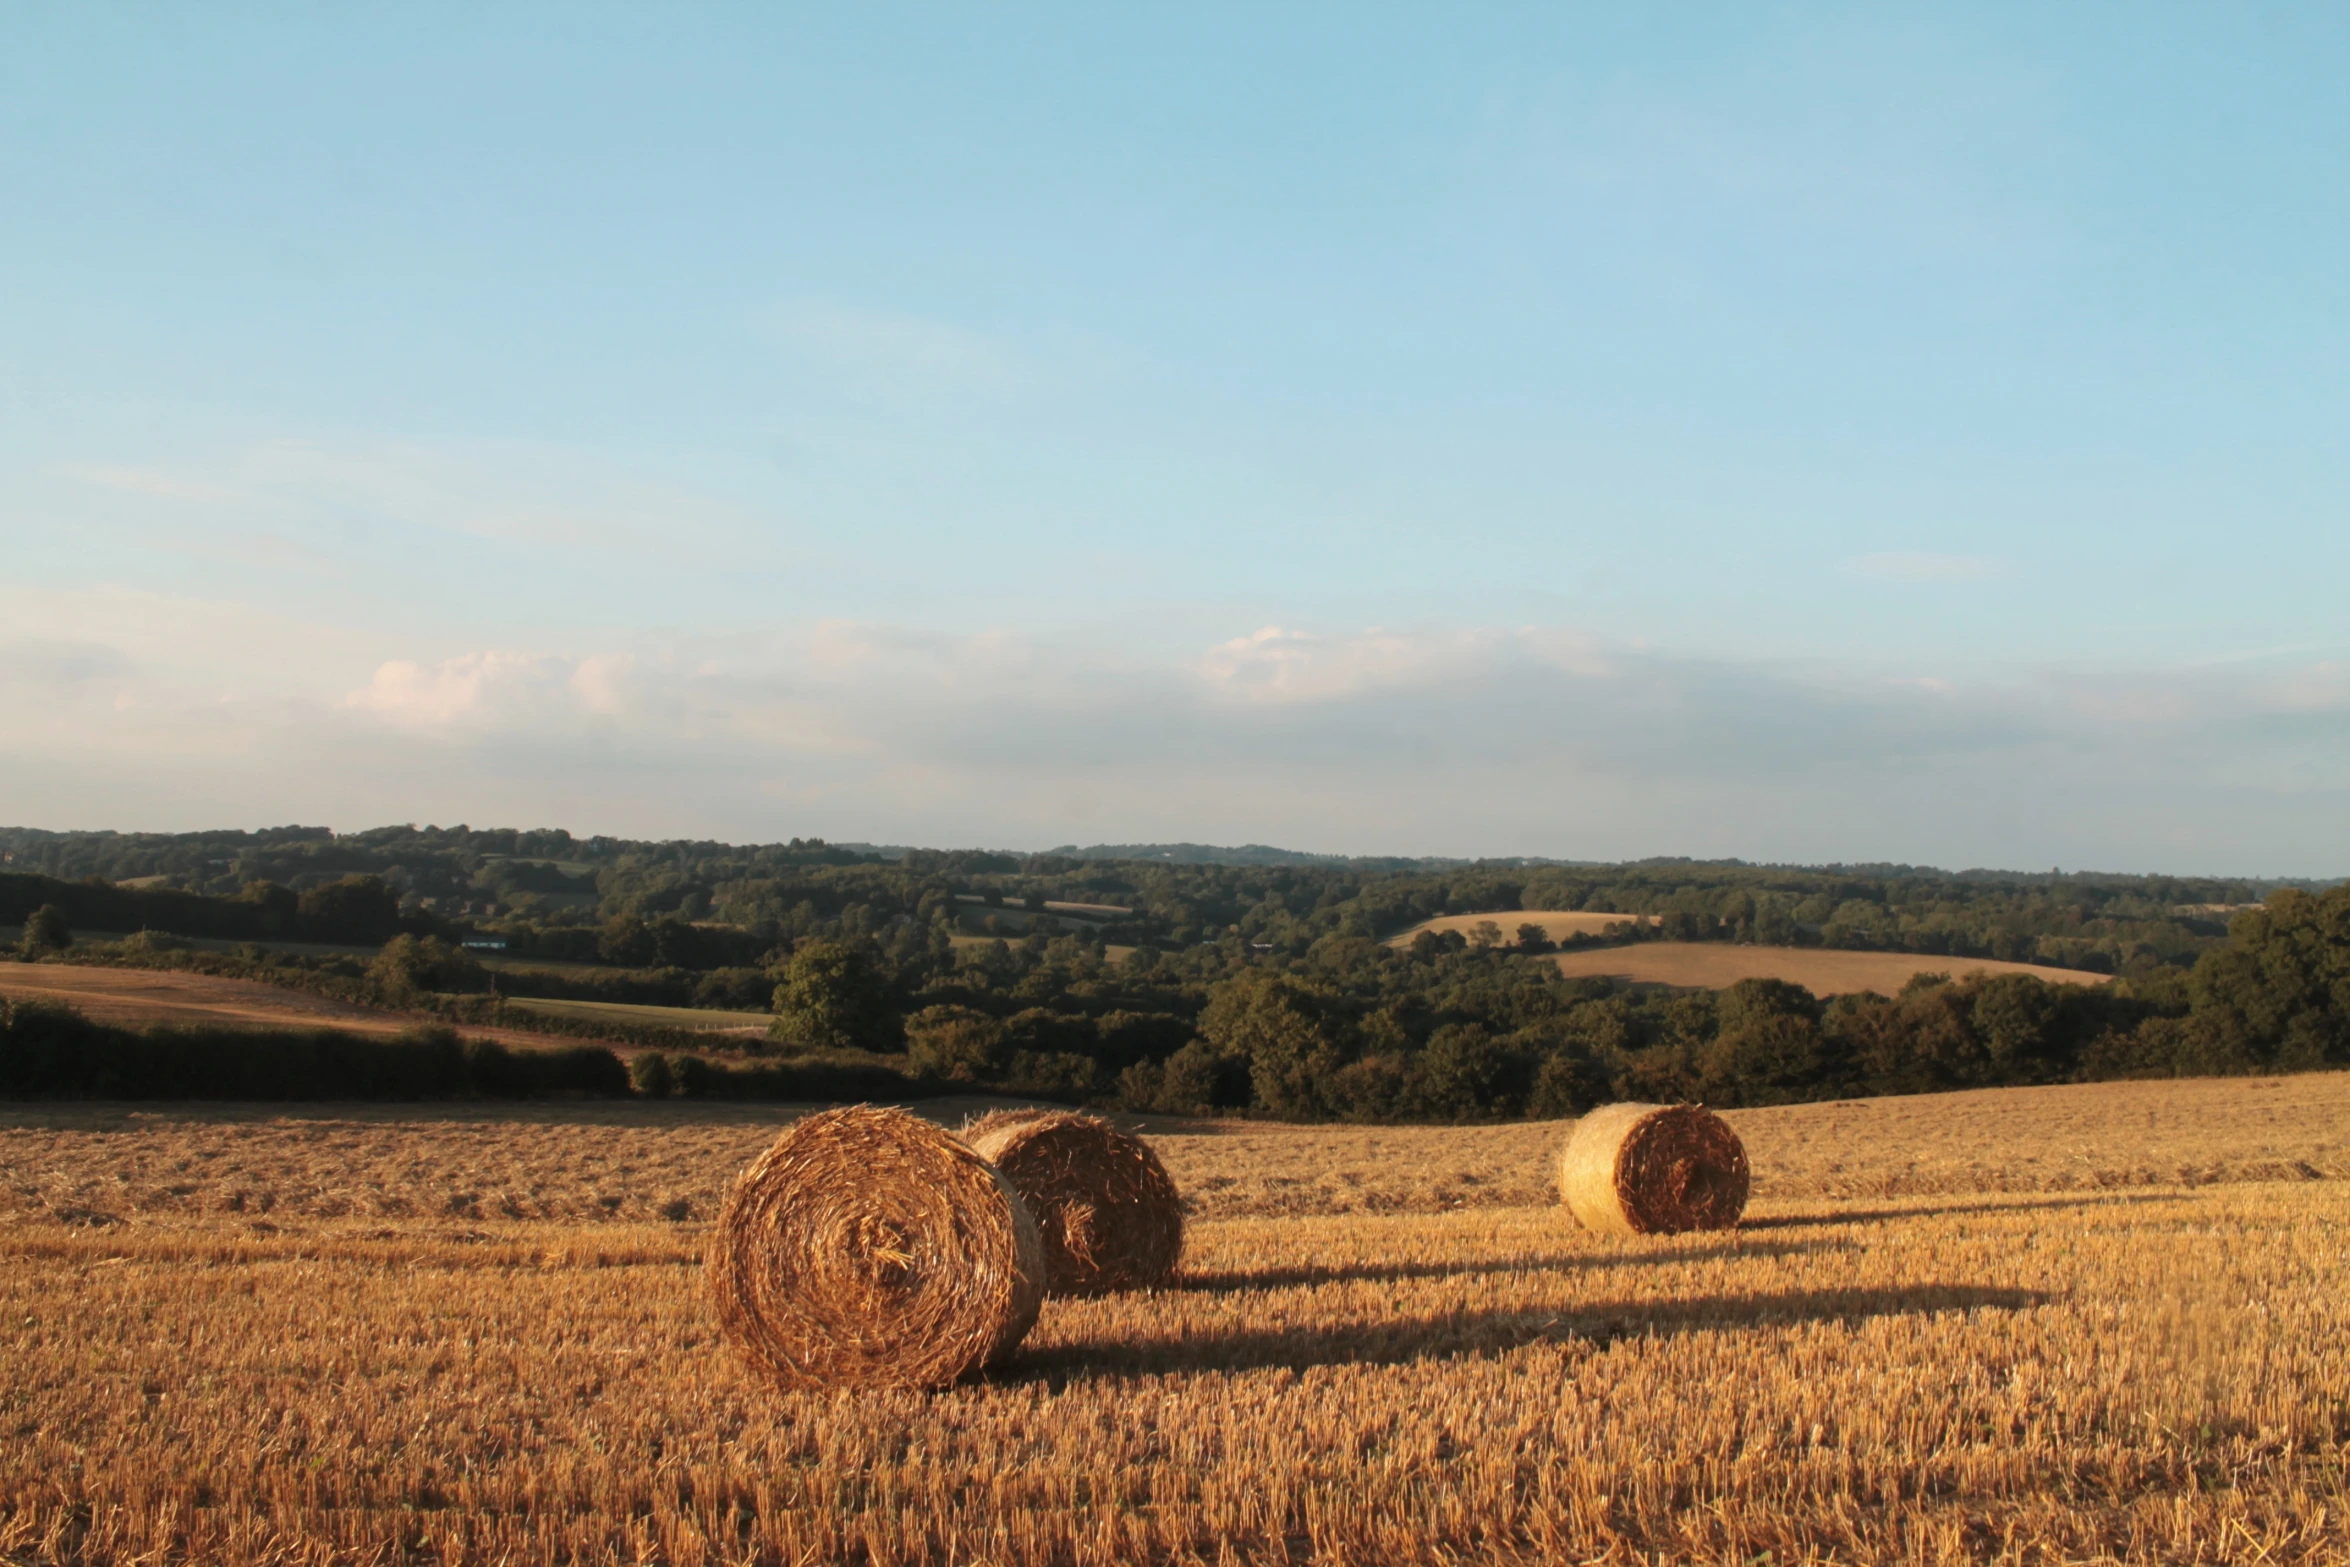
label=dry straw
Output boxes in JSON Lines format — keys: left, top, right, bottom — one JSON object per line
{"left": 1557, "top": 1102, "right": 1750, "bottom": 1235}
{"left": 961, "top": 1109, "right": 1184, "bottom": 1295}
{"left": 708, "top": 1105, "right": 1045, "bottom": 1390}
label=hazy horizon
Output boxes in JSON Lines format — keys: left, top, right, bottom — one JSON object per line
{"left": 3, "top": 820, "right": 2337, "bottom": 887}
{"left": 6, "top": 7, "right": 2345, "bottom": 876}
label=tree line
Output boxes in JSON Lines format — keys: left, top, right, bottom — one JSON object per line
{"left": 4, "top": 828, "right": 2343, "bottom": 1118}
{"left": 5, "top": 824, "right": 2325, "bottom": 976}
{"left": 27, "top": 883, "right": 2348, "bottom": 1118}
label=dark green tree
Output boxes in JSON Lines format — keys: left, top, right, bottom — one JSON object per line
{"left": 1199, "top": 972, "right": 1353, "bottom": 1119}
{"left": 1526, "top": 1047, "right": 1605, "bottom": 1117}
{"left": 1968, "top": 974, "right": 2062, "bottom": 1077}
{"left": 367, "top": 934, "right": 487, "bottom": 997}
{"left": 1143, "top": 1038, "right": 1252, "bottom": 1114}
{"left": 296, "top": 876, "right": 402, "bottom": 944}
{"left": 1715, "top": 977, "right": 1821, "bottom": 1037}
{"left": 628, "top": 1051, "right": 676, "bottom": 1098}
{"left": 597, "top": 915, "right": 657, "bottom": 967}
{"left": 1701, "top": 1014, "right": 1831, "bottom": 1105}
{"left": 771, "top": 941, "right": 902, "bottom": 1051}
{"left": 2185, "top": 887, "right": 2350, "bottom": 1069}
{"left": 233, "top": 881, "right": 299, "bottom": 936}
{"left": 1413, "top": 1023, "right": 1519, "bottom": 1120}
{"left": 904, "top": 1004, "right": 1008, "bottom": 1082}
{"left": 20, "top": 904, "right": 70, "bottom": 954}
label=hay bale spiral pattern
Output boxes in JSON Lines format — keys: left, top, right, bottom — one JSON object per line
{"left": 962, "top": 1109, "right": 1184, "bottom": 1295}
{"left": 1557, "top": 1101, "right": 1750, "bottom": 1235}
{"left": 709, "top": 1105, "right": 1045, "bottom": 1390}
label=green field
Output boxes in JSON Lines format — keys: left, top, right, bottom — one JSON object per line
{"left": 499, "top": 996, "right": 774, "bottom": 1032}
{"left": 477, "top": 954, "right": 610, "bottom": 975}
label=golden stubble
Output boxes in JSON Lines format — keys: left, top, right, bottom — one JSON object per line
{"left": 1547, "top": 943, "right": 2111, "bottom": 995}
{"left": 2, "top": 1075, "right": 2348, "bottom": 1565}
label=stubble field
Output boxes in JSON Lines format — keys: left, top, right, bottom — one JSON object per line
{"left": 1385, "top": 911, "right": 1657, "bottom": 946}
{"left": 1546, "top": 942, "right": 2110, "bottom": 996}
{"left": 3, "top": 1075, "right": 2347, "bottom": 1565}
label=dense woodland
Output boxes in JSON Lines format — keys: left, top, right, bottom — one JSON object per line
{"left": 3, "top": 824, "right": 2344, "bottom": 1115}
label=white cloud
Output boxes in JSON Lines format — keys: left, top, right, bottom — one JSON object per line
{"left": 344, "top": 652, "right": 612, "bottom": 730}
{"left": 2, "top": 596, "right": 2343, "bottom": 872}
{"left": 0, "top": 584, "right": 381, "bottom": 703}
{"left": 1197, "top": 625, "right": 1613, "bottom": 705}
{"left": 2264, "top": 661, "right": 2350, "bottom": 714}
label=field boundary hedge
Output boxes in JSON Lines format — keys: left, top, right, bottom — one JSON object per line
{"left": 0, "top": 996, "right": 955, "bottom": 1105}
{"left": 0, "top": 998, "right": 628, "bottom": 1100}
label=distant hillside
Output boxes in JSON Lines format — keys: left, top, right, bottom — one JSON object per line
{"left": 1046, "top": 841, "right": 1607, "bottom": 872}
{"left": 8, "top": 819, "right": 2347, "bottom": 1123}
{"left": 1049, "top": 841, "right": 1427, "bottom": 870}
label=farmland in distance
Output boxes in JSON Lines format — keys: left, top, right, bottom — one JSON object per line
{"left": 4, "top": 1074, "right": 2347, "bottom": 1564}
{"left": 1376, "top": 913, "right": 2112, "bottom": 993}
{"left": 1547, "top": 940, "right": 2111, "bottom": 995}
{"left": 0, "top": 959, "right": 592, "bottom": 1054}
{"left": 1386, "top": 910, "right": 1657, "bottom": 946}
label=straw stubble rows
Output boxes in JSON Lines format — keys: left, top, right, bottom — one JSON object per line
{"left": 2, "top": 1080, "right": 2348, "bottom": 1564}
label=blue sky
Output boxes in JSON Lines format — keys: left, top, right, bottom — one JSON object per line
{"left": 4, "top": 5, "right": 2345, "bottom": 871}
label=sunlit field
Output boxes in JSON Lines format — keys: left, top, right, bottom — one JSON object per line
{"left": 1547, "top": 942, "right": 2111, "bottom": 996}
{"left": 1385, "top": 910, "right": 1657, "bottom": 946}
{"left": 4, "top": 1075, "right": 2347, "bottom": 1565}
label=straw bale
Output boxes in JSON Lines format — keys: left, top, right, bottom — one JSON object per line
{"left": 1557, "top": 1101, "right": 1750, "bottom": 1235}
{"left": 708, "top": 1105, "right": 1044, "bottom": 1390}
{"left": 962, "top": 1109, "right": 1184, "bottom": 1295}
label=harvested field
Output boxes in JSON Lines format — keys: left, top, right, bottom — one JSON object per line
{"left": 1549, "top": 940, "right": 2109, "bottom": 994}
{"left": 709, "top": 1106, "right": 1045, "bottom": 1391}
{"left": 3, "top": 1073, "right": 2347, "bottom": 1564}
{"left": 4, "top": 1074, "right": 2345, "bottom": 1229}
{"left": 0, "top": 960, "right": 603, "bottom": 1054}
{"left": 1387, "top": 910, "right": 1656, "bottom": 946}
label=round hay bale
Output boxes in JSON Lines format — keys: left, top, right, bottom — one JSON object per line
{"left": 1557, "top": 1101, "right": 1750, "bottom": 1235}
{"left": 961, "top": 1109, "right": 1184, "bottom": 1295}
{"left": 708, "top": 1105, "right": 1045, "bottom": 1390}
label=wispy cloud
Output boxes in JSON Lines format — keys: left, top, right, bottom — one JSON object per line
{"left": 769, "top": 305, "right": 1027, "bottom": 402}
{"left": 1852, "top": 551, "right": 2007, "bottom": 581}
{"left": 4, "top": 595, "right": 2343, "bottom": 870}
{"left": 0, "top": 639, "right": 135, "bottom": 685}
{"left": 1195, "top": 626, "right": 1614, "bottom": 705}
{"left": 344, "top": 651, "right": 638, "bottom": 731}
{"left": 54, "top": 463, "right": 249, "bottom": 506}
{"left": 57, "top": 438, "right": 766, "bottom": 555}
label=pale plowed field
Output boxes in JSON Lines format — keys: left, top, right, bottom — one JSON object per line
{"left": 3, "top": 1073, "right": 2347, "bottom": 1563}
{"left": 1549, "top": 940, "right": 2109, "bottom": 994}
